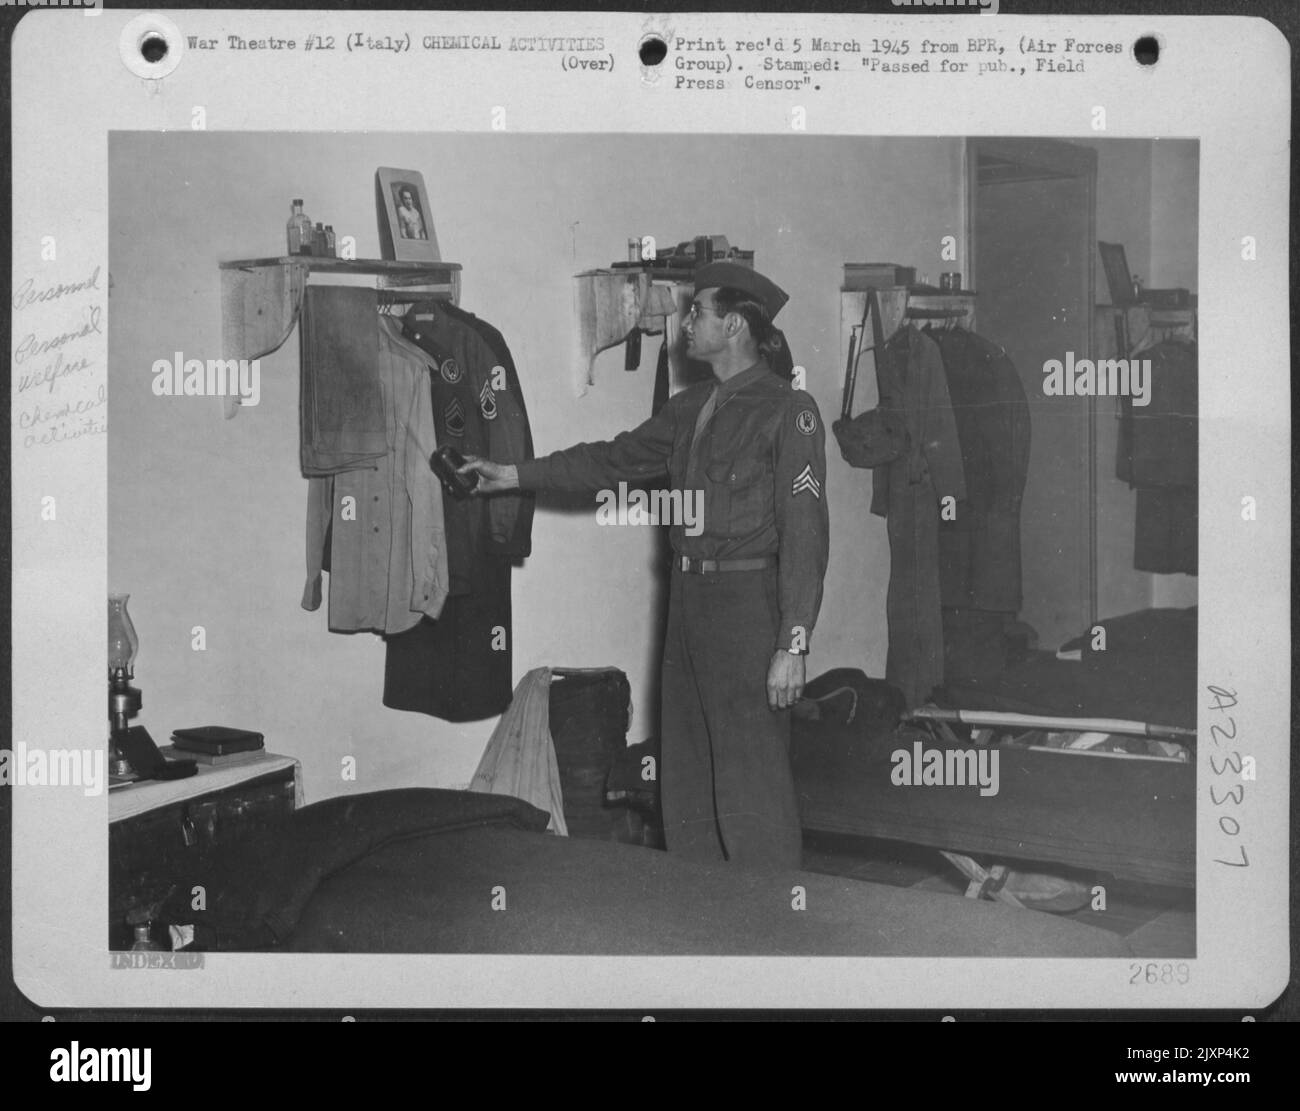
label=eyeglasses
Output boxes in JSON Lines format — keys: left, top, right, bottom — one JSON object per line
{"left": 685, "top": 303, "right": 721, "bottom": 321}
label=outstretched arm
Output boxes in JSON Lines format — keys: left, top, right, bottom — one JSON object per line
{"left": 460, "top": 402, "right": 678, "bottom": 496}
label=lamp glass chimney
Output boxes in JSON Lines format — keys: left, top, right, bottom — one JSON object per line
{"left": 108, "top": 593, "right": 138, "bottom": 675}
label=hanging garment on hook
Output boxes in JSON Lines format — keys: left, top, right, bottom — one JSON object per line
{"left": 430, "top": 299, "right": 536, "bottom": 558}
{"left": 381, "top": 301, "right": 536, "bottom": 722}
{"left": 862, "top": 327, "right": 966, "bottom": 708}
{"left": 1117, "top": 337, "right": 1197, "bottom": 574}
{"left": 299, "top": 286, "right": 390, "bottom": 476}
{"left": 931, "top": 326, "right": 1031, "bottom": 614}
{"left": 383, "top": 555, "right": 515, "bottom": 723}
{"left": 302, "top": 311, "right": 449, "bottom": 635}
{"left": 399, "top": 301, "right": 534, "bottom": 579}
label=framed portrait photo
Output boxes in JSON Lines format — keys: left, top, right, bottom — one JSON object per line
{"left": 375, "top": 167, "right": 440, "bottom": 262}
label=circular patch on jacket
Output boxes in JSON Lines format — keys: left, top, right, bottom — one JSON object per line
{"left": 795, "top": 409, "right": 818, "bottom": 436}
{"left": 440, "top": 357, "right": 462, "bottom": 384}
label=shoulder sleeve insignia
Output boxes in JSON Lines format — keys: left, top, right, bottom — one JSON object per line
{"left": 795, "top": 408, "right": 818, "bottom": 436}
{"left": 439, "top": 357, "right": 462, "bottom": 384}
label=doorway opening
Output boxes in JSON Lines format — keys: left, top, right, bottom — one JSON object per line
{"left": 967, "top": 137, "right": 1098, "bottom": 650}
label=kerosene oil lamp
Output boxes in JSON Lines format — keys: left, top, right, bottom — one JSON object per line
{"left": 107, "top": 593, "right": 143, "bottom": 778}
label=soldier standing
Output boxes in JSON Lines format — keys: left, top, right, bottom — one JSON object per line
{"left": 461, "top": 262, "right": 829, "bottom": 869}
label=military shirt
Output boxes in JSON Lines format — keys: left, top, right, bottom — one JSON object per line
{"left": 302, "top": 315, "right": 449, "bottom": 634}
{"left": 516, "top": 361, "right": 829, "bottom": 652}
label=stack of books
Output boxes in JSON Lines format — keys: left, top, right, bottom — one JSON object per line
{"left": 166, "top": 726, "right": 265, "bottom": 767}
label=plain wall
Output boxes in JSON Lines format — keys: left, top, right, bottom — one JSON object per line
{"left": 1149, "top": 139, "right": 1200, "bottom": 293}
{"left": 108, "top": 133, "right": 964, "bottom": 803}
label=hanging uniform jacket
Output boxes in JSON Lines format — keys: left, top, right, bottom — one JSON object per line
{"left": 834, "top": 326, "right": 965, "bottom": 707}
{"left": 382, "top": 303, "right": 535, "bottom": 722}
{"left": 434, "top": 300, "right": 536, "bottom": 558}
{"left": 399, "top": 302, "right": 533, "bottom": 586}
{"left": 931, "top": 326, "right": 1031, "bottom": 613}
{"left": 1117, "top": 337, "right": 1197, "bottom": 574}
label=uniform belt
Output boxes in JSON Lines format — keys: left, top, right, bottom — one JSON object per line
{"left": 678, "top": 555, "right": 775, "bottom": 574}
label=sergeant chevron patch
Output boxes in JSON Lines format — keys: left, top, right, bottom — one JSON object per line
{"left": 792, "top": 463, "right": 822, "bottom": 499}
{"left": 479, "top": 379, "right": 498, "bottom": 420}
{"left": 444, "top": 397, "right": 466, "bottom": 438}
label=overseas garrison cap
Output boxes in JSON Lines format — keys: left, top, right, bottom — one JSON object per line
{"left": 694, "top": 261, "right": 789, "bottom": 320}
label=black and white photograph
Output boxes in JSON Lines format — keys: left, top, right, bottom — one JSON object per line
{"left": 376, "top": 166, "right": 439, "bottom": 261}
{"left": 393, "top": 182, "right": 428, "bottom": 240}
{"left": 107, "top": 129, "right": 1199, "bottom": 959}
{"left": 6, "top": 7, "right": 1291, "bottom": 1023}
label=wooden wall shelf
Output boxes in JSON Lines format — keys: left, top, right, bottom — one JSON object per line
{"left": 219, "top": 256, "right": 462, "bottom": 280}
{"left": 217, "top": 256, "right": 464, "bottom": 419}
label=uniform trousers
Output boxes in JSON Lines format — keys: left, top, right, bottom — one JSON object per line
{"left": 659, "top": 564, "right": 803, "bottom": 870}
{"left": 382, "top": 557, "right": 514, "bottom": 723}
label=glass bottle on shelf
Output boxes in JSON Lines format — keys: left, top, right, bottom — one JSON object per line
{"left": 324, "top": 225, "right": 337, "bottom": 257}
{"left": 287, "top": 199, "right": 313, "bottom": 256}
{"left": 313, "top": 223, "right": 327, "bottom": 256}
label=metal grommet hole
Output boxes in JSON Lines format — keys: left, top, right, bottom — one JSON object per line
{"left": 639, "top": 35, "right": 667, "bottom": 67}
{"left": 120, "top": 14, "right": 185, "bottom": 79}
{"left": 139, "top": 33, "right": 169, "bottom": 64}
{"left": 1133, "top": 36, "right": 1159, "bottom": 66}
